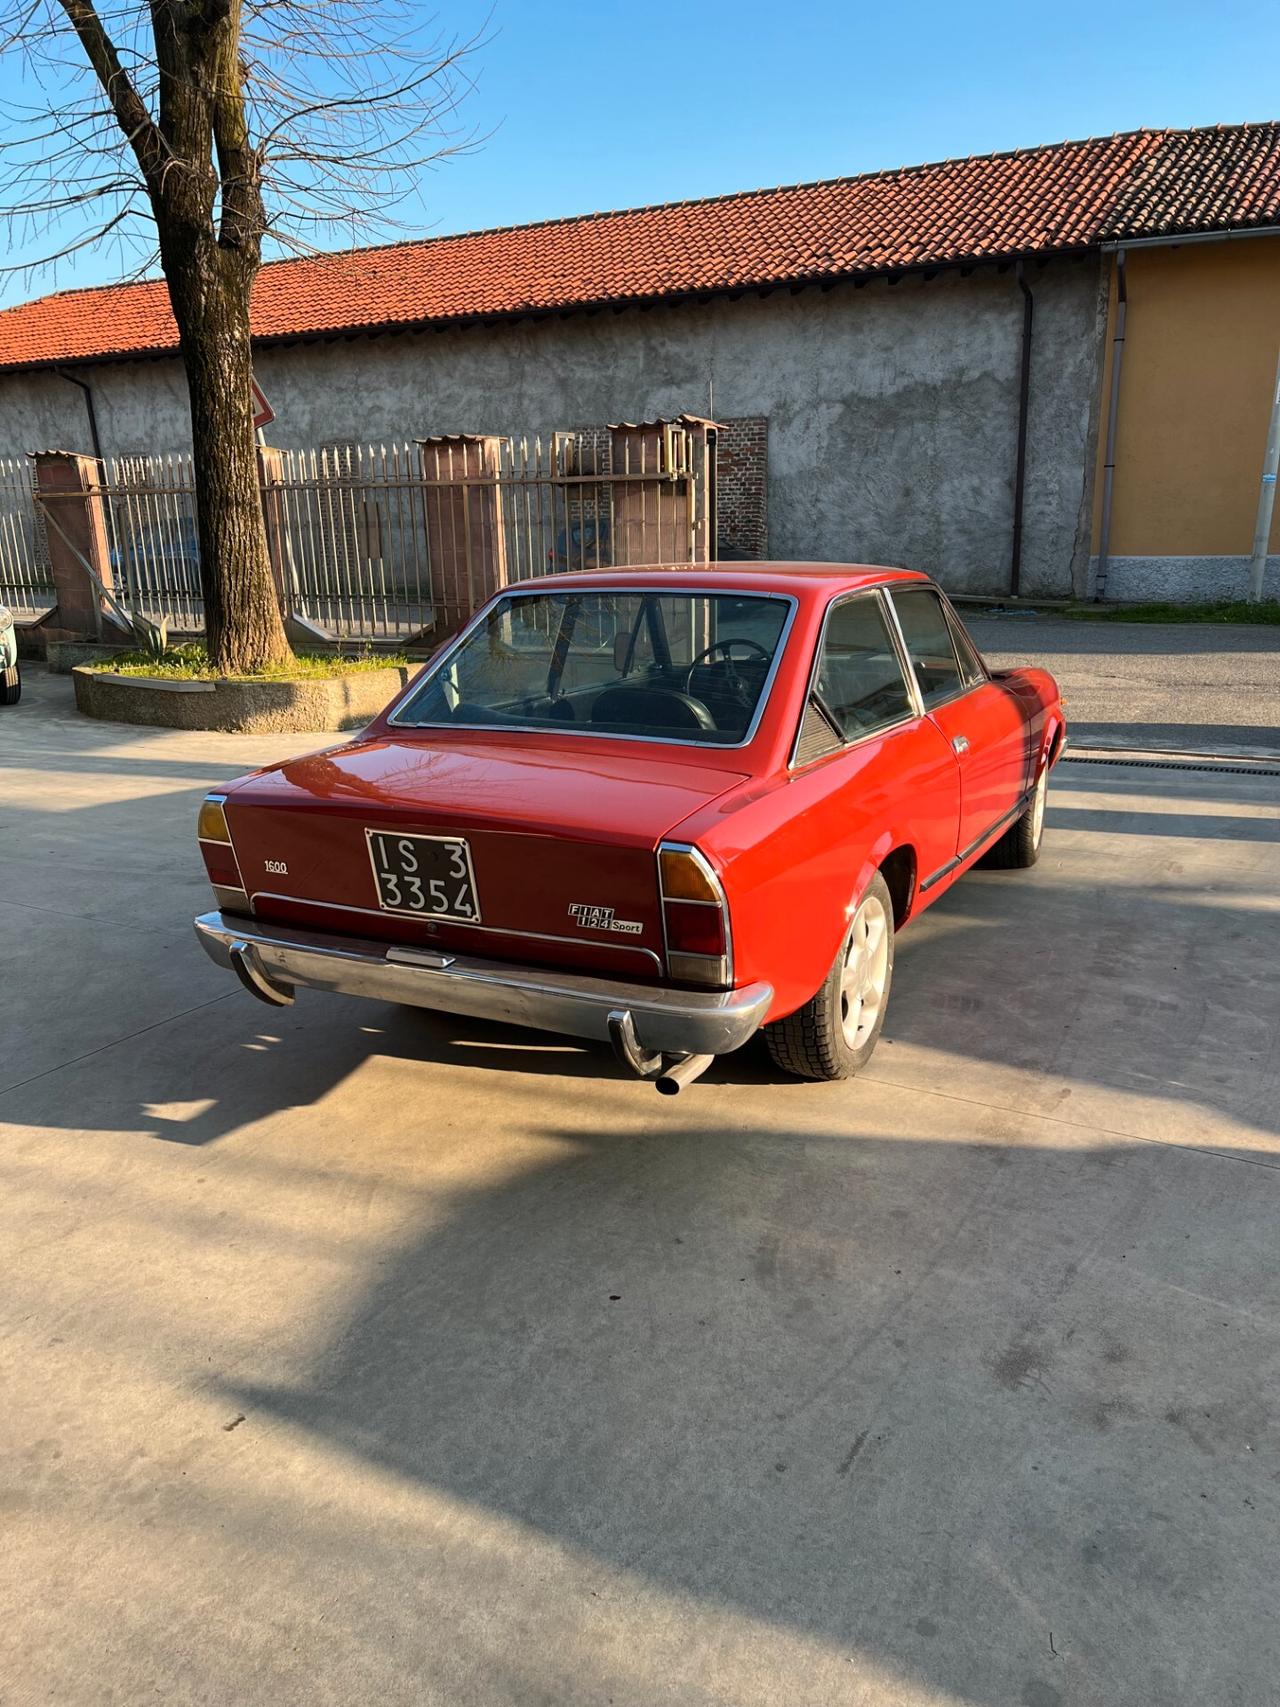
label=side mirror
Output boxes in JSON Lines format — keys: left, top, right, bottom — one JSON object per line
{"left": 613, "top": 631, "right": 631, "bottom": 674}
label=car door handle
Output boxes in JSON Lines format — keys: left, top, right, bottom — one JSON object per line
{"left": 952, "top": 735, "right": 970, "bottom": 755}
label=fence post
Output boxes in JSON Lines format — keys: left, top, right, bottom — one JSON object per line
{"left": 608, "top": 416, "right": 717, "bottom": 566}
{"left": 418, "top": 434, "right": 508, "bottom": 635}
{"left": 31, "top": 450, "right": 125, "bottom": 643}
{"left": 256, "top": 444, "right": 291, "bottom": 617}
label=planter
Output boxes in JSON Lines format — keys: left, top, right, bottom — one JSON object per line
{"left": 47, "top": 640, "right": 137, "bottom": 674}
{"left": 72, "top": 664, "right": 412, "bottom": 732}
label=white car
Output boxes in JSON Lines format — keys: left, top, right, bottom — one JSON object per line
{"left": 0, "top": 604, "right": 20, "bottom": 705}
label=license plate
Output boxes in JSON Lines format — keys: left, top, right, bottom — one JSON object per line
{"left": 365, "top": 829, "right": 481, "bottom": 922}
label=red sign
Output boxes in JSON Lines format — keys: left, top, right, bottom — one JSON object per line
{"left": 251, "top": 377, "right": 275, "bottom": 432}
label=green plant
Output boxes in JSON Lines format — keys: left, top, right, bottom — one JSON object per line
{"left": 93, "top": 643, "right": 410, "bottom": 682}
{"left": 130, "top": 614, "right": 170, "bottom": 658}
{"left": 1063, "top": 599, "right": 1280, "bottom": 625}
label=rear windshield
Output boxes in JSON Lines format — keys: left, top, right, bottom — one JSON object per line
{"left": 396, "top": 589, "right": 791, "bottom": 745}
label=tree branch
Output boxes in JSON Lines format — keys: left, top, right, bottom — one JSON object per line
{"left": 56, "top": 0, "right": 163, "bottom": 182}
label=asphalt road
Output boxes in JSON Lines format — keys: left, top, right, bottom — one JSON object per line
{"left": 966, "top": 615, "right": 1280, "bottom": 757}
{"left": 2, "top": 667, "right": 1279, "bottom": 1707}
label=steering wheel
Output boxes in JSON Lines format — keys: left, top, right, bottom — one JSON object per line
{"left": 683, "top": 637, "right": 772, "bottom": 695}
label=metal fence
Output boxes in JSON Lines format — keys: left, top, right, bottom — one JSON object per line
{"left": 15, "top": 422, "right": 716, "bottom": 639}
{"left": 0, "top": 456, "right": 54, "bottom": 618}
{"left": 100, "top": 452, "right": 203, "bottom": 630}
{"left": 274, "top": 442, "right": 432, "bottom": 638}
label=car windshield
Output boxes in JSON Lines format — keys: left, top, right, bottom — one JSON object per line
{"left": 397, "top": 588, "right": 791, "bottom": 745}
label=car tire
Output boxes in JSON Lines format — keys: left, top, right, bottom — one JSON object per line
{"left": 0, "top": 662, "right": 19, "bottom": 706}
{"left": 981, "top": 765, "right": 1048, "bottom": 870}
{"left": 764, "top": 871, "right": 895, "bottom": 1081}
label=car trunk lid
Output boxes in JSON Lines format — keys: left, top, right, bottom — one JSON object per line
{"left": 222, "top": 732, "right": 748, "bottom": 979}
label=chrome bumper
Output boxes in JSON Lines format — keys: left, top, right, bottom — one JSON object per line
{"left": 193, "top": 910, "right": 772, "bottom": 1057}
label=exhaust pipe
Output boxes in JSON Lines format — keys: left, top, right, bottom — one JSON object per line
{"left": 654, "top": 1053, "right": 714, "bottom": 1096}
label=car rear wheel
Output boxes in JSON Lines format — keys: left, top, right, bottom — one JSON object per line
{"left": 764, "top": 872, "right": 894, "bottom": 1081}
{"left": 982, "top": 765, "right": 1047, "bottom": 870}
{"left": 0, "top": 662, "right": 20, "bottom": 706}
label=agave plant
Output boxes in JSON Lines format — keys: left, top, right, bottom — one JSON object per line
{"left": 130, "top": 614, "right": 169, "bottom": 659}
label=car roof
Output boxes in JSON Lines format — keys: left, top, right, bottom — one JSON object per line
{"left": 508, "top": 562, "right": 931, "bottom": 598}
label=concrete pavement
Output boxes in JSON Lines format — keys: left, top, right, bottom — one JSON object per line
{"left": 967, "top": 615, "right": 1280, "bottom": 756}
{"left": 2, "top": 667, "right": 1279, "bottom": 1707}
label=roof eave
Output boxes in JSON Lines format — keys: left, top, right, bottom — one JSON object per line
{"left": 0, "top": 241, "right": 1105, "bottom": 378}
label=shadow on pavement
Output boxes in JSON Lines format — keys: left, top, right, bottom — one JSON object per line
{"left": 223, "top": 1116, "right": 1279, "bottom": 1707}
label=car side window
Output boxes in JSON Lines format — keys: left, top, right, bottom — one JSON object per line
{"left": 890, "top": 587, "right": 965, "bottom": 706}
{"left": 943, "top": 600, "right": 987, "bottom": 687}
{"left": 812, "top": 593, "right": 916, "bottom": 741}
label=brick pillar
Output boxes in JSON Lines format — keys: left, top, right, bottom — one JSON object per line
{"left": 256, "top": 445, "right": 290, "bottom": 616}
{"left": 608, "top": 416, "right": 717, "bottom": 566}
{"left": 32, "top": 450, "right": 125, "bottom": 642}
{"left": 419, "top": 435, "right": 508, "bottom": 635}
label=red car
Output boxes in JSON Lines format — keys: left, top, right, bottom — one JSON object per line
{"left": 195, "top": 565, "right": 1064, "bottom": 1092}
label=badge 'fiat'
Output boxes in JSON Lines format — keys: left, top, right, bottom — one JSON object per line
{"left": 194, "top": 564, "right": 1064, "bottom": 1093}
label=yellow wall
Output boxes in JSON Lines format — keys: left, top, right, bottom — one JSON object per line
{"left": 1092, "top": 235, "right": 1280, "bottom": 556}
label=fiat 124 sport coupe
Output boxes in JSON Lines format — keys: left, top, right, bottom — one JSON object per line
{"left": 194, "top": 565, "right": 1064, "bottom": 1093}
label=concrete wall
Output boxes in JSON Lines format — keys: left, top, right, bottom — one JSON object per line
{"left": 1090, "top": 235, "right": 1280, "bottom": 601}
{"left": 0, "top": 258, "right": 1105, "bottom": 596}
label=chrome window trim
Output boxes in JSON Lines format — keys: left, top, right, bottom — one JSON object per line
{"left": 657, "top": 840, "right": 734, "bottom": 987}
{"left": 937, "top": 592, "right": 991, "bottom": 686}
{"left": 384, "top": 585, "right": 800, "bottom": 752}
{"left": 788, "top": 584, "right": 922, "bottom": 770}
{"left": 885, "top": 583, "right": 979, "bottom": 714}
{"left": 247, "top": 891, "right": 662, "bottom": 972}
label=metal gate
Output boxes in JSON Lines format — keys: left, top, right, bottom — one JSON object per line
{"left": 0, "top": 457, "right": 54, "bottom": 618}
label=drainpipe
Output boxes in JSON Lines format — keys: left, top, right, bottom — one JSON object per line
{"left": 1248, "top": 346, "right": 1280, "bottom": 603}
{"left": 1009, "top": 260, "right": 1034, "bottom": 596}
{"left": 54, "top": 367, "right": 104, "bottom": 465}
{"left": 1093, "top": 249, "right": 1127, "bottom": 600}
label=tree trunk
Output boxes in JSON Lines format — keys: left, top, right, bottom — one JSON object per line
{"left": 172, "top": 268, "right": 291, "bottom": 674}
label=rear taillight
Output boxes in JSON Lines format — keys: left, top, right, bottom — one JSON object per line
{"left": 658, "top": 842, "right": 732, "bottom": 988}
{"left": 197, "top": 793, "right": 248, "bottom": 911}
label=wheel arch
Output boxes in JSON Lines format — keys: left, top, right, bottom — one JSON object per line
{"left": 878, "top": 844, "right": 917, "bottom": 928}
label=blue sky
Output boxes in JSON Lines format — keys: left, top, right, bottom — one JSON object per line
{"left": 1, "top": 0, "right": 1276, "bottom": 308}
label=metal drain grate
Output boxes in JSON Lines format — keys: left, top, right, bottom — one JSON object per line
{"left": 1062, "top": 754, "right": 1280, "bottom": 778}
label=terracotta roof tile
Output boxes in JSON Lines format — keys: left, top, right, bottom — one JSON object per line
{"left": 1, "top": 122, "right": 1276, "bottom": 373}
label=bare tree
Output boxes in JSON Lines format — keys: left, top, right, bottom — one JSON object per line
{"left": 0, "top": 2, "right": 478, "bottom": 671}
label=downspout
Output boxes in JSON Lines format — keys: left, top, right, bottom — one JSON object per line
{"left": 1093, "top": 248, "right": 1127, "bottom": 600}
{"left": 1009, "top": 260, "right": 1034, "bottom": 596}
{"left": 54, "top": 367, "right": 104, "bottom": 464}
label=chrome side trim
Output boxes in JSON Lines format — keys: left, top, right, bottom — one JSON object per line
{"left": 194, "top": 911, "right": 772, "bottom": 1057}
{"left": 920, "top": 787, "right": 1034, "bottom": 891}
{"left": 384, "top": 586, "right": 800, "bottom": 753}
{"left": 247, "top": 891, "right": 664, "bottom": 972}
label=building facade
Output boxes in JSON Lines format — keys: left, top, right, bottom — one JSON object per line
{"left": 0, "top": 122, "right": 1276, "bottom": 603}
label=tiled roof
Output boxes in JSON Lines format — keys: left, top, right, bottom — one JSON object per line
{"left": 1, "top": 122, "right": 1277, "bottom": 373}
